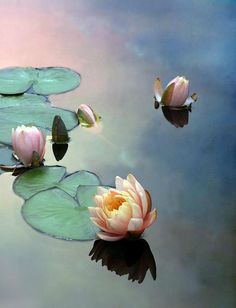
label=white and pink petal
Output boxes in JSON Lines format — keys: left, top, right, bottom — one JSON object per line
{"left": 128, "top": 218, "right": 144, "bottom": 232}
{"left": 143, "top": 209, "right": 157, "bottom": 229}
{"left": 97, "top": 232, "right": 125, "bottom": 242}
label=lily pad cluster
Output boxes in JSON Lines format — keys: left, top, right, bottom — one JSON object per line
{"left": 0, "top": 94, "right": 78, "bottom": 145}
{"left": 13, "top": 166, "right": 107, "bottom": 240}
{"left": 0, "top": 66, "right": 81, "bottom": 169}
{"left": 0, "top": 67, "right": 80, "bottom": 95}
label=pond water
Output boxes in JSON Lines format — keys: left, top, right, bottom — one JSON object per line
{"left": 0, "top": 1, "right": 235, "bottom": 308}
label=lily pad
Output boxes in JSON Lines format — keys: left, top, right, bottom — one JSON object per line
{"left": 0, "top": 67, "right": 36, "bottom": 95}
{"left": 13, "top": 166, "right": 101, "bottom": 200}
{"left": 57, "top": 170, "right": 101, "bottom": 197}
{"left": 32, "top": 67, "right": 81, "bottom": 95}
{"left": 0, "top": 145, "right": 17, "bottom": 174}
{"left": 0, "top": 94, "right": 78, "bottom": 145}
{"left": 0, "top": 92, "right": 47, "bottom": 107}
{"left": 0, "top": 67, "right": 81, "bottom": 95}
{"left": 22, "top": 188, "right": 99, "bottom": 240}
{"left": 76, "top": 185, "right": 110, "bottom": 207}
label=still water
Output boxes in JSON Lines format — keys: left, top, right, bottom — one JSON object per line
{"left": 0, "top": 1, "right": 235, "bottom": 307}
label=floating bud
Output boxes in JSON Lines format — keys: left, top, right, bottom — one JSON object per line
{"left": 77, "top": 104, "right": 101, "bottom": 128}
{"left": 52, "top": 115, "right": 69, "bottom": 143}
{"left": 154, "top": 76, "right": 197, "bottom": 107}
{"left": 11, "top": 125, "right": 46, "bottom": 167}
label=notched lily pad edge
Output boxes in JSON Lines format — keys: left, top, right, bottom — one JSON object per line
{"left": 0, "top": 66, "right": 81, "bottom": 96}
{"left": 13, "top": 165, "right": 102, "bottom": 200}
{"left": 21, "top": 187, "right": 99, "bottom": 241}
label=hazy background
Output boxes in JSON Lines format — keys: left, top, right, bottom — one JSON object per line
{"left": 0, "top": 1, "right": 235, "bottom": 307}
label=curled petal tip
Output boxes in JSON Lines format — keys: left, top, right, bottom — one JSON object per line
{"left": 154, "top": 77, "right": 163, "bottom": 102}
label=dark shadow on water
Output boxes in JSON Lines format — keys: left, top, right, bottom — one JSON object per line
{"left": 89, "top": 238, "right": 157, "bottom": 284}
{"left": 162, "top": 105, "right": 192, "bottom": 128}
{"left": 52, "top": 143, "right": 69, "bottom": 161}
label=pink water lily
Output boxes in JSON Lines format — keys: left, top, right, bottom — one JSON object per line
{"left": 12, "top": 125, "right": 46, "bottom": 167}
{"left": 88, "top": 174, "right": 157, "bottom": 241}
{"left": 154, "top": 76, "right": 197, "bottom": 107}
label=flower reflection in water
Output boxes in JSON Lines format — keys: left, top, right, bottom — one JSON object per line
{"left": 89, "top": 238, "right": 156, "bottom": 284}
{"left": 161, "top": 105, "right": 192, "bottom": 128}
{"left": 51, "top": 115, "right": 69, "bottom": 161}
{"left": 52, "top": 143, "right": 69, "bottom": 161}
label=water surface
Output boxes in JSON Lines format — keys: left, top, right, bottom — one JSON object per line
{"left": 0, "top": 1, "right": 235, "bottom": 307}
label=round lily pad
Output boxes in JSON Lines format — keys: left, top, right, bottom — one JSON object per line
{"left": 0, "top": 93, "right": 47, "bottom": 107}
{"left": 22, "top": 188, "right": 99, "bottom": 240}
{"left": 0, "top": 67, "right": 36, "bottom": 95}
{"left": 76, "top": 185, "right": 110, "bottom": 207}
{"left": 77, "top": 185, "right": 99, "bottom": 207}
{"left": 57, "top": 170, "right": 101, "bottom": 197}
{"left": 0, "top": 67, "right": 81, "bottom": 95}
{"left": 13, "top": 166, "right": 101, "bottom": 200}
{"left": 13, "top": 166, "right": 66, "bottom": 199}
{"left": 32, "top": 67, "right": 81, "bottom": 95}
{"left": 0, "top": 145, "right": 17, "bottom": 174}
{"left": 0, "top": 94, "right": 78, "bottom": 145}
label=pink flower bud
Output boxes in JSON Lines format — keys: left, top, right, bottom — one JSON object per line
{"left": 88, "top": 174, "right": 157, "bottom": 241}
{"left": 12, "top": 125, "right": 46, "bottom": 167}
{"left": 161, "top": 76, "right": 189, "bottom": 107}
{"left": 77, "top": 104, "right": 100, "bottom": 128}
{"left": 154, "top": 76, "right": 195, "bottom": 107}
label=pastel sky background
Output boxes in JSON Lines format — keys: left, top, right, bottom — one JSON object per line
{"left": 0, "top": 1, "right": 235, "bottom": 307}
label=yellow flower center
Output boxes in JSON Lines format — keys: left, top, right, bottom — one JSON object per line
{"left": 104, "top": 193, "right": 126, "bottom": 211}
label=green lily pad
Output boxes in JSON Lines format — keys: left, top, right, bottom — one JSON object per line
{"left": 13, "top": 166, "right": 101, "bottom": 200}
{"left": 0, "top": 67, "right": 36, "bottom": 95}
{"left": 0, "top": 94, "right": 78, "bottom": 145}
{"left": 32, "top": 67, "right": 81, "bottom": 95}
{"left": 0, "top": 145, "right": 17, "bottom": 174}
{"left": 22, "top": 188, "right": 99, "bottom": 240}
{"left": 0, "top": 67, "right": 81, "bottom": 95}
{"left": 13, "top": 166, "right": 66, "bottom": 198}
{"left": 76, "top": 185, "right": 110, "bottom": 207}
{"left": 57, "top": 170, "right": 101, "bottom": 197}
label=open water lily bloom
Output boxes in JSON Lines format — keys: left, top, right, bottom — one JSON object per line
{"left": 88, "top": 174, "right": 157, "bottom": 241}
{"left": 12, "top": 125, "right": 46, "bottom": 167}
{"left": 154, "top": 76, "right": 197, "bottom": 107}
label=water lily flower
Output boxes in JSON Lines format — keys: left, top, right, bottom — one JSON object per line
{"left": 88, "top": 174, "right": 157, "bottom": 241}
{"left": 77, "top": 104, "right": 101, "bottom": 128}
{"left": 12, "top": 125, "right": 46, "bottom": 167}
{"left": 154, "top": 76, "right": 197, "bottom": 107}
